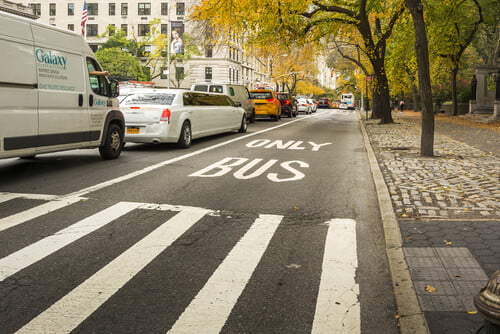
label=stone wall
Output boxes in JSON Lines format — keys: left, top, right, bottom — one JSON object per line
{"left": 442, "top": 102, "right": 469, "bottom": 115}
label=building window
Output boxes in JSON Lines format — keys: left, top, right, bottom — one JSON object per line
{"left": 138, "top": 24, "right": 149, "bottom": 36}
{"left": 176, "top": 2, "right": 184, "bottom": 15}
{"left": 67, "top": 3, "right": 74, "bottom": 15}
{"left": 161, "top": 3, "right": 168, "bottom": 15}
{"left": 29, "top": 3, "right": 41, "bottom": 16}
{"left": 176, "top": 67, "right": 184, "bottom": 80}
{"left": 67, "top": 24, "right": 74, "bottom": 31}
{"left": 87, "top": 3, "right": 98, "bottom": 15}
{"left": 109, "top": 3, "right": 115, "bottom": 15}
{"left": 205, "top": 46, "right": 213, "bottom": 58}
{"left": 49, "top": 3, "right": 56, "bottom": 16}
{"left": 161, "top": 24, "right": 168, "bottom": 35}
{"left": 138, "top": 3, "right": 151, "bottom": 15}
{"left": 121, "top": 3, "right": 128, "bottom": 15}
{"left": 86, "top": 24, "right": 98, "bottom": 37}
{"left": 121, "top": 24, "right": 128, "bottom": 35}
{"left": 205, "top": 67, "right": 212, "bottom": 80}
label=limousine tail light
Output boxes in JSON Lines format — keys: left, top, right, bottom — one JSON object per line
{"left": 160, "top": 109, "right": 171, "bottom": 123}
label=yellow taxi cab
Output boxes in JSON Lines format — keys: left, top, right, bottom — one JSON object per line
{"left": 249, "top": 89, "right": 281, "bottom": 121}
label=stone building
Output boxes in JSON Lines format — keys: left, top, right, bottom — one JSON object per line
{"left": 19, "top": 0, "right": 269, "bottom": 88}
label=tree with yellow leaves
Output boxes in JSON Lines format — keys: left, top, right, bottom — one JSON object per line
{"left": 191, "top": 0, "right": 406, "bottom": 124}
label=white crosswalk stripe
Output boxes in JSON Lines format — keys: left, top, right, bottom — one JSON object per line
{"left": 168, "top": 214, "right": 283, "bottom": 334}
{"left": 16, "top": 205, "right": 212, "bottom": 334}
{"left": 0, "top": 195, "right": 84, "bottom": 232}
{"left": 0, "top": 193, "right": 360, "bottom": 333}
{"left": 313, "top": 219, "right": 359, "bottom": 334}
{"left": 0, "top": 201, "right": 141, "bottom": 281}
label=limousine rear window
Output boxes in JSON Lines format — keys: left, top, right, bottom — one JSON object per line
{"left": 122, "top": 93, "right": 174, "bottom": 105}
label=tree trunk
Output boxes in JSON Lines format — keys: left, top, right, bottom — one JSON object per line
{"left": 406, "top": 0, "right": 434, "bottom": 156}
{"left": 411, "top": 82, "right": 419, "bottom": 111}
{"left": 452, "top": 66, "right": 458, "bottom": 115}
{"left": 371, "top": 58, "right": 393, "bottom": 123}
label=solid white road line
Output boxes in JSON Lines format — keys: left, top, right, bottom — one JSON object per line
{"left": 0, "top": 201, "right": 141, "bottom": 281}
{"left": 167, "top": 214, "right": 283, "bottom": 334}
{"left": 16, "top": 206, "right": 211, "bottom": 334}
{"left": 65, "top": 114, "right": 327, "bottom": 198}
{"left": 312, "top": 219, "right": 360, "bottom": 334}
{"left": 0, "top": 196, "right": 84, "bottom": 233}
{"left": 0, "top": 193, "right": 62, "bottom": 203}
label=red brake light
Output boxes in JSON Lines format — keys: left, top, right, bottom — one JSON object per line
{"left": 160, "top": 108, "right": 171, "bottom": 122}
{"left": 130, "top": 106, "right": 141, "bottom": 109}
{"left": 266, "top": 98, "right": 277, "bottom": 103}
{"left": 285, "top": 100, "right": 290, "bottom": 105}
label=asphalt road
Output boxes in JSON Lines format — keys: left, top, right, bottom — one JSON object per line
{"left": 0, "top": 109, "right": 399, "bottom": 333}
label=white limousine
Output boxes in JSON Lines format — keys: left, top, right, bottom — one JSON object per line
{"left": 120, "top": 89, "right": 248, "bottom": 148}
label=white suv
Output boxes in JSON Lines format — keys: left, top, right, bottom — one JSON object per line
{"left": 191, "top": 82, "right": 256, "bottom": 123}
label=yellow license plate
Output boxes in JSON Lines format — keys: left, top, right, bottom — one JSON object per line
{"left": 126, "top": 127, "right": 140, "bottom": 134}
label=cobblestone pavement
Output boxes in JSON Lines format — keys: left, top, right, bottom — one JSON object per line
{"left": 364, "top": 114, "right": 499, "bottom": 221}
{"left": 362, "top": 111, "right": 499, "bottom": 333}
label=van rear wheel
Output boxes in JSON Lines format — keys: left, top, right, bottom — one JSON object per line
{"left": 99, "top": 123, "right": 123, "bottom": 160}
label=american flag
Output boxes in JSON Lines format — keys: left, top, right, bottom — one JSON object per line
{"left": 81, "top": 0, "right": 88, "bottom": 36}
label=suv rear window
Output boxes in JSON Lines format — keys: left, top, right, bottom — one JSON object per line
{"left": 250, "top": 91, "right": 273, "bottom": 99}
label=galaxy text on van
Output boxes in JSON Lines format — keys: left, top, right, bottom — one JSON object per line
{"left": 35, "top": 49, "right": 67, "bottom": 69}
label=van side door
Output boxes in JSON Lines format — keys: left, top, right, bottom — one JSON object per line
{"left": 33, "top": 26, "right": 90, "bottom": 152}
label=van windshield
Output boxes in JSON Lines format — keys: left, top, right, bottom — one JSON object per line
{"left": 122, "top": 93, "right": 175, "bottom": 105}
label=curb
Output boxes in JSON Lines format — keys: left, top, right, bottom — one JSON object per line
{"left": 358, "top": 112, "right": 430, "bottom": 334}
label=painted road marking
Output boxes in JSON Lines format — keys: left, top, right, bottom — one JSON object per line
{"left": 312, "top": 219, "right": 360, "bottom": 334}
{"left": 0, "top": 196, "right": 84, "bottom": 233}
{"left": 65, "top": 113, "right": 327, "bottom": 198}
{"left": 16, "top": 205, "right": 212, "bottom": 334}
{"left": 0, "top": 201, "right": 141, "bottom": 281}
{"left": 168, "top": 214, "right": 283, "bottom": 334}
{"left": 189, "top": 157, "right": 309, "bottom": 182}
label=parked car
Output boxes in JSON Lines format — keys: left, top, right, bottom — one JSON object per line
{"left": 249, "top": 89, "right": 282, "bottom": 121}
{"left": 317, "top": 98, "right": 332, "bottom": 109}
{"left": 191, "top": 82, "right": 256, "bottom": 123}
{"left": 307, "top": 99, "right": 317, "bottom": 113}
{"left": 331, "top": 100, "right": 340, "bottom": 109}
{"left": 276, "top": 92, "right": 298, "bottom": 118}
{"left": 120, "top": 89, "right": 247, "bottom": 148}
{"left": 297, "top": 98, "right": 312, "bottom": 114}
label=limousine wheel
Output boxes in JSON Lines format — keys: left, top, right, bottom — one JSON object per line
{"left": 99, "top": 123, "right": 123, "bottom": 160}
{"left": 177, "top": 121, "right": 192, "bottom": 148}
{"left": 238, "top": 115, "right": 248, "bottom": 133}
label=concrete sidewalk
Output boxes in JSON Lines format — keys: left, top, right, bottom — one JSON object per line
{"left": 360, "top": 111, "right": 499, "bottom": 333}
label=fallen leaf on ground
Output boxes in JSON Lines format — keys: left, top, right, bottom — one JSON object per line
{"left": 468, "top": 311, "right": 478, "bottom": 315}
{"left": 425, "top": 285, "right": 437, "bottom": 293}
{"left": 444, "top": 240, "right": 453, "bottom": 245}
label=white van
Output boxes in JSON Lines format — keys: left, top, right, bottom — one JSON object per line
{"left": 0, "top": 11, "right": 124, "bottom": 160}
{"left": 191, "top": 82, "right": 256, "bottom": 123}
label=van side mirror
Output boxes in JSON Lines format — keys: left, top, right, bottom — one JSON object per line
{"left": 109, "top": 80, "right": 119, "bottom": 98}
{"left": 234, "top": 101, "right": 242, "bottom": 107}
